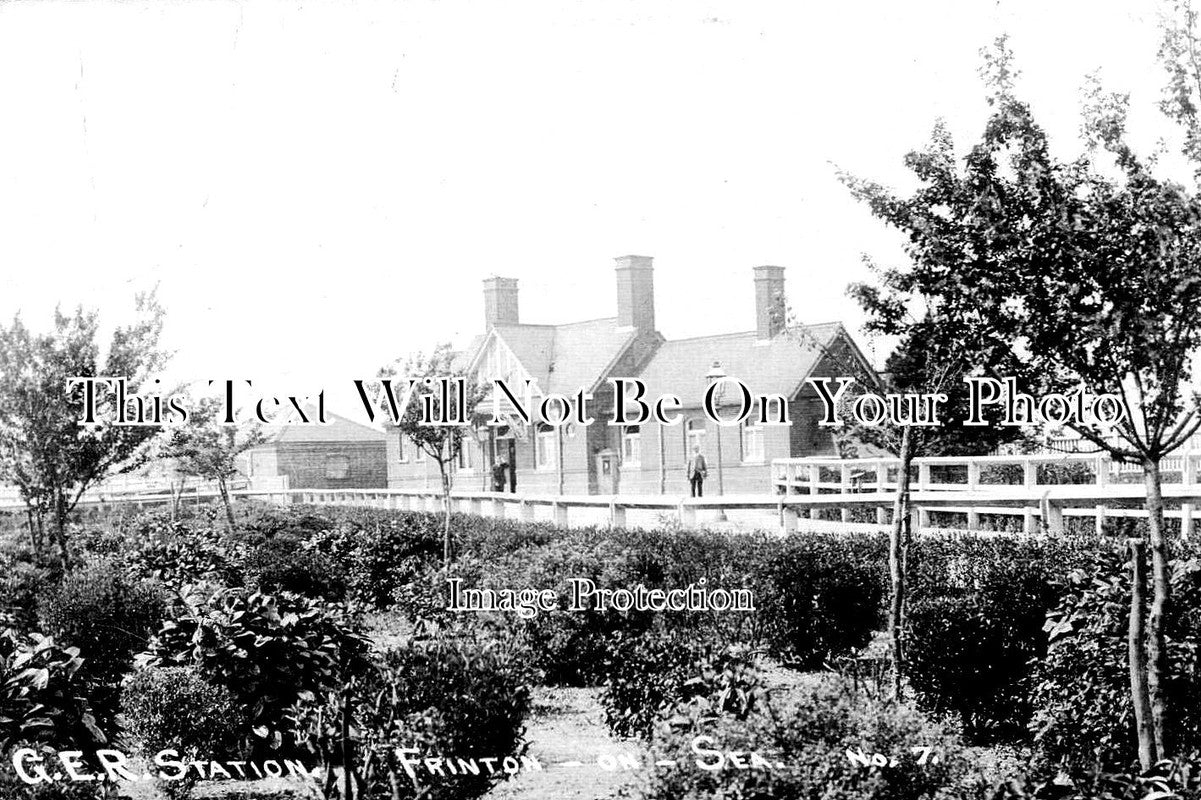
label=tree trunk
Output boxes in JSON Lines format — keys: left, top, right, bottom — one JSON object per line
{"left": 1142, "top": 457, "right": 1171, "bottom": 759}
{"left": 53, "top": 490, "right": 69, "bottom": 571}
{"left": 218, "top": 476, "right": 235, "bottom": 530}
{"left": 888, "top": 426, "right": 914, "bottom": 700}
{"left": 1128, "top": 537, "right": 1157, "bottom": 771}
{"left": 440, "top": 463, "right": 452, "bottom": 569}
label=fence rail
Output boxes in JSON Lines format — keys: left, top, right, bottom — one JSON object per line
{"left": 773, "top": 452, "right": 1201, "bottom": 537}
{"left": 3, "top": 452, "right": 1197, "bottom": 537}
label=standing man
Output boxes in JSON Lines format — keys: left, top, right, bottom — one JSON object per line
{"left": 492, "top": 457, "right": 508, "bottom": 493}
{"left": 687, "top": 445, "right": 708, "bottom": 498}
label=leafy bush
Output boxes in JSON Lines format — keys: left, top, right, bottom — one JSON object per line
{"left": 122, "top": 665, "right": 247, "bottom": 759}
{"left": 757, "top": 533, "right": 888, "bottom": 668}
{"left": 121, "top": 516, "right": 244, "bottom": 590}
{"left": 0, "top": 630, "right": 104, "bottom": 753}
{"left": 1029, "top": 548, "right": 1201, "bottom": 772}
{"left": 0, "top": 768, "right": 102, "bottom": 800}
{"left": 903, "top": 535, "right": 1097, "bottom": 743}
{"left": 600, "top": 622, "right": 760, "bottom": 740}
{"left": 243, "top": 534, "right": 346, "bottom": 601}
{"left": 0, "top": 556, "right": 51, "bottom": 634}
{"left": 637, "top": 673, "right": 971, "bottom": 800}
{"left": 139, "top": 587, "right": 369, "bottom": 750}
{"left": 983, "top": 758, "right": 1201, "bottom": 799}
{"left": 122, "top": 665, "right": 248, "bottom": 799}
{"left": 36, "top": 559, "right": 164, "bottom": 734}
{"left": 291, "top": 635, "right": 531, "bottom": 800}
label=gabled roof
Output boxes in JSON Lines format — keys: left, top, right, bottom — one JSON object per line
{"left": 258, "top": 407, "right": 385, "bottom": 445}
{"left": 471, "top": 318, "right": 638, "bottom": 396}
{"left": 632, "top": 322, "right": 860, "bottom": 407}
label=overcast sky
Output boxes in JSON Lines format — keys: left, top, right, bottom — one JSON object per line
{"left": 0, "top": 0, "right": 1176, "bottom": 420}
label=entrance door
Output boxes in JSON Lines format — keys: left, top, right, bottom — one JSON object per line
{"left": 595, "top": 449, "right": 618, "bottom": 494}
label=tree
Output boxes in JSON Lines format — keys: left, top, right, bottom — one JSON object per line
{"left": 376, "top": 344, "right": 487, "bottom": 567}
{"left": 161, "top": 396, "right": 264, "bottom": 529}
{"left": 0, "top": 292, "right": 169, "bottom": 568}
{"left": 787, "top": 313, "right": 1023, "bottom": 700}
{"left": 843, "top": 39, "right": 1201, "bottom": 766}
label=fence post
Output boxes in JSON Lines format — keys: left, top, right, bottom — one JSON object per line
{"left": 609, "top": 501, "right": 626, "bottom": 529}
{"left": 1044, "top": 500, "right": 1065, "bottom": 535}
{"left": 780, "top": 500, "right": 799, "bottom": 534}
{"left": 909, "top": 503, "right": 923, "bottom": 535}
{"left": 1023, "top": 507, "right": 1036, "bottom": 535}
{"left": 966, "top": 507, "right": 980, "bottom": 531}
{"left": 553, "top": 501, "right": 569, "bottom": 527}
{"left": 519, "top": 499, "right": 535, "bottom": 523}
{"left": 678, "top": 500, "right": 697, "bottom": 528}
{"left": 967, "top": 462, "right": 981, "bottom": 491}
{"left": 1183, "top": 455, "right": 1196, "bottom": 541}
{"left": 1023, "top": 459, "right": 1037, "bottom": 488}
{"left": 918, "top": 463, "right": 931, "bottom": 490}
{"left": 839, "top": 464, "right": 852, "bottom": 523}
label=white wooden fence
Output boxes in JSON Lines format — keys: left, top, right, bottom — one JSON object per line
{"left": 773, "top": 452, "right": 1201, "bottom": 537}
{"left": 3, "top": 452, "right": 1196, "bottom": 537}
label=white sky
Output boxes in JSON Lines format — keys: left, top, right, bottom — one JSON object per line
{"left": 0, "top": 0, "right": 1176, "bottom": 421}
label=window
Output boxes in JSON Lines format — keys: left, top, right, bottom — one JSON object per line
{"left": 325, "top": 455, "right": 351, "bottom": 480}
{"left": 741, "top": 418, "right": 765, "bottom": 463}
{"left": 622, "top": 425, "right": 641, "bottom": 467}
{"left": 456, "top": 439, "right": 473, "bottom": 471}
{"left": 397, "top": 435, "right": 408, "bottom": 463}
{"left": 686, "top": 418, "right": 706, "bottom": 455}
{"left": 536, "top": 425, "right": 557, "bottom": 471}
{"left": 415, "top": 443, "right": 426, "bottom": 463}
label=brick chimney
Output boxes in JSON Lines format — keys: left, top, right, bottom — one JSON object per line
{"left": 753, "top": 266, "right": 786, "bottom": 340}
{"left": 483, "top": 276, "right": 519, "bottom": 329}
{"left": 614, "top": 255, "right": 655, "bottom": 335}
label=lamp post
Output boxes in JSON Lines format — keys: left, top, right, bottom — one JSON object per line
{"left": 705, "top": 360, "right": 726, "bottom": 498}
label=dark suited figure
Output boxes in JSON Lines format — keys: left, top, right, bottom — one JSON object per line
{"left": 492, "top": 458, "right": 508, "bottom": 492}
{"left": 687, "top": 446, "right": 708, "bottom": 498}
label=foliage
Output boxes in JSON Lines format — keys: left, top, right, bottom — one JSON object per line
{"left": 290, "top": 635, "right": 531, "bottom": 800}
{"left": 757, "top": 533, "right": 887, "bottom": 668}
{"left": 0, "top": 630, "right": 104, "bottom": 753}
{"left": 370, "top": 343, "right": 490, "bottom": 565}
{"left": 902, "top": 536, "right": 1096, "bottom": 743}
{"left": 139, "top": 587, "right": 370, "bottom": 750}
{"left": 600, "top": 622, "right": 761, "bottom": 741}
{"left": 0, "top": 292, "right": 169, "bottom": 567}
{"left": 243, "top": 534, "right": 346, "bottom": 601}
{"left": 36, "top": 559, "right": 164, "bottom": 735}
{"left": 1029, "top": 548, "right": 1201, "bottom": 772}
{"left": 161, "top": 396, "right": 265, "bottom": 528}
{"left": 637, "top": 673, "right": 970, "bottom": 800}
{"left": 985, "top": 758, "right": 1201, "bottom": 799}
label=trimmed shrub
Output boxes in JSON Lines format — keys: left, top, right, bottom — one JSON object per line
{"left": 757, "top": 533, "right": 888, "bottom": 668}
{"left": 291, "top": 635, "right": 531, "bottom": 800}
{"left": 121, "top": 665, "right": 248, "bottom": 799}
{"left": 36, "top": 559, "right": 164, "bottom": 734}
{"left": 122, "top": 665, "right": 247, "bottom": 759}
{"left": 139, "top": 587, "right": 369, "bottom": 750}
{"left": 904, "top": 535, "right": 1097, "bottom": 743}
